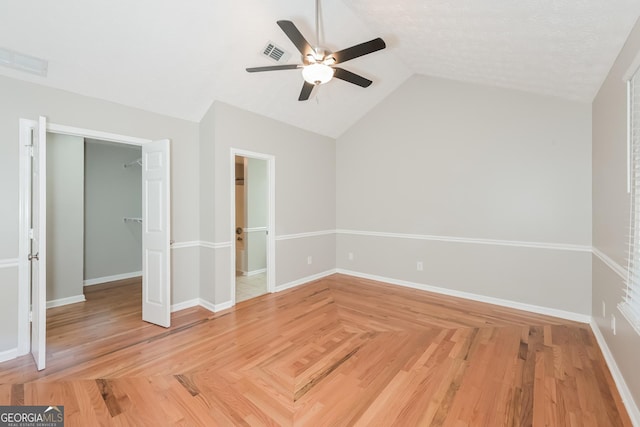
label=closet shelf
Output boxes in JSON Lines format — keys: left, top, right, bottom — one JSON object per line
{"left": 123, "top": 217, "right": 143, "bottom": 223}
{"left": 124, "top": 158, "right": 142, "bottom": 168}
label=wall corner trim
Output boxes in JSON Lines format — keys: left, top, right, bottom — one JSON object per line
{"left": 171, "top": 241, "right": 232, "bottom": 250}
{"left": 590, "top": 319, "right": 640, "bottom": 425}
{"left": 170, "top": 298, "right": 233, "bottom": 314}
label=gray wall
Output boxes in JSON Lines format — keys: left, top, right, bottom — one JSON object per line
{"left": 198, "top": 101, "right": 336, "bottom": 306}
{"left": 336, "top": 75, "right": 593, "bottom": 315}
{"left": 592, "top": 16, "right": 640, "bottom": 414}
{"left": 84, "top": 140, "right": 142, "bottom": 282}
{"left": 0, "top": 75, "right": 200, "bottom": 353}
{"left": 46, "top": 133, "right": 84, "bottom": 302}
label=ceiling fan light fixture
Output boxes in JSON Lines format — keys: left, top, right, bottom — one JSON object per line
{"left": 302, "top": 63, "right": 334, "bottom": 85}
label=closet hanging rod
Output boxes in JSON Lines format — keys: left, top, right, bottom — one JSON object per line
{"left": 123, "top": 158, "right": 142, "bottom": 168}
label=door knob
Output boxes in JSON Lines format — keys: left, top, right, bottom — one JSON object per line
{"left": 28, "top": 252, "right": 39, "bottom": 261}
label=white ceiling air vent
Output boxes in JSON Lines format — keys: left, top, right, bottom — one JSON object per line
{"left": 262, "top": 41, "right": 291, "bottom": 63}
{"left": 0, "top": 47, "right": 48, "bottom": 76}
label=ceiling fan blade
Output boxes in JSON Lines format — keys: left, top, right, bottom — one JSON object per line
{"left": 331, "top": 38, "right": 386, "bottom": 64}
{"left": 277, "top": 20, "right": 314, "bottom": 57}
{"left": 333, "top": 67, "right": 372, "bottom": 88}
{"left": 246, "top": 64, "right": 301, "bottom": 73}
{"left": 299, "top": 81, "right": 315, "bottom": 101}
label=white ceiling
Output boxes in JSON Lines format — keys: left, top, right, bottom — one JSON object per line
{"left": 1, "top": 0, "right": 639, "bottom": 138}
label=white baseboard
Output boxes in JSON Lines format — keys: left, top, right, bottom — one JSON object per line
{"left": 0, "top": 348, "right": 18, "bottom": 363}
{"left": 245, "top": 268, "right": 267, "bottom": 277}
{"left": 46, "top": 294, "right": 86, "bottom": 309}
{"left": 170, "top": 298, "right": 232, "bottom": 314}
{"left": 590, "top": 320, "right": 640, "bottom": 425}
{"left": 84, "top": 271, "right": 142, "bottom": 286}
{"left": 171, "top": 299, "right": 200, "bottom": 312}
{"left": 336, "top": 269, "right": 591, "bottom": 323}
{"left": 213, "top": 300, "right": 233, "bottom": 312}
{"left": 275, "top": 269, "right": 337, "bottom": 293}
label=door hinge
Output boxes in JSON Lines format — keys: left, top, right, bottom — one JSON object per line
{"left": 29, "top": 311, "right": 32, "bottom": 322}
{"left": 29, "top": 228, "right": 34, "bottom": 239}
{"left": 28, "top": 146, "right": 34, "bottom": 157}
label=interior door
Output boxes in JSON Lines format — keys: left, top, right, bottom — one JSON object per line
{"left": 142, "top": 139, "right": 171, "bottom": 327}
{"left": 31, "top": 116, "right": 47, "bottom": 370}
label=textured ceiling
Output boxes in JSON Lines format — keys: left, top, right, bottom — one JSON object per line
{"left": 343, "top": 0, "right": 640, "bottom": 102}
{"left": 1, "top": 1, "right": 639, "bottom": 138}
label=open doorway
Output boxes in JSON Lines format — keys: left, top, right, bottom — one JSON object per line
{"left": 235, "top": 155, "right": 268, "bottom": 302}
{"left": 46, "top": 135, "right": 143, "bottom": 309}
{"left": 18, "top": 118, "right": 171, "bottom": 370}
{"left": 230, "top": 149, "right": 276, "bottom": 305}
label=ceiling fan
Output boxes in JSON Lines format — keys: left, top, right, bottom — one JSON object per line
{"left": 246, "top": 0, "right": 386, "bottom": 101}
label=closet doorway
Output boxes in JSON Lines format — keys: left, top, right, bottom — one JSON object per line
{"left": 230, "top": 149, "right": 275, "bottom": 304}
{"left": 46, "top": 135, "right": 143, "bottom": 310}
{"left": 18, "top": 118, "right": 171, "bottom": 370}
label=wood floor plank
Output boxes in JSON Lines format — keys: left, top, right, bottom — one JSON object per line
{"left": 0, "top": 274, "right": 632, "bottom": 426}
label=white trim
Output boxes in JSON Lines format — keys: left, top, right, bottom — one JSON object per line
{"left": 336, "top": 229, "right": 592, "bottom": 252}
{"left": 199, "top": 299, "right": 218, "bottom": 313}
{"left": 213, "top": 300, "right": 233, "bottom": 312}
{"left": 47, "top": 123, "right": 151, "bottom": 146}
{"left": 171, "top": 241, "right": 232, "bottom": 250}
{"left": 0, "top": 258, "right": 19, "bottom": 269}
{"left": 83, "top": 271, "right": 142, "bottom": 286}
{"left": 590, "top": 320, "right": 640, "bottom": 425}
{"left": 170, "top": 241, "right": 200, "bottom": 249}
{"left": 628, "top": 80, "right": 633, "bottom": 194}
{"left": 275, "top": 230, "right": 336, "bottom": 241}
{"left": 18, "top": 119, "right": 35, "bottom": 356}
{"left": 242, "top": 268, "right": 267, "bottom": 277}
{"left": 171, "top": 298, "right": 233, "bottom": 314}
{"left": 201, "top": 241, "right": 232, "bottom": 249}
{"left": 592, "top": 247, "right": 627, "bottom": 280}
{"left": 336, "top": 269, "right": 591, "bottom": 323}
{"left": 46, "top": 294, "right": 86, "bottom": 309}
{"left": 0, "top": 348, "right": 18, "bottom": 363}
{"left": 244, "top": 227, "right": 268, "bottom": 233}
{"left": 275, "top": 269, "right": 337, "bottom": 293}
{"left": 171, "top": 299, "right": 200, "bottom": 312}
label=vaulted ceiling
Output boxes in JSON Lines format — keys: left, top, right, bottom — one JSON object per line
{"left": 2, "top": 0, "right": 639, "bottom": 138}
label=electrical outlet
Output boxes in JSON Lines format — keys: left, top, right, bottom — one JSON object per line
{"left": 611, "top": 314, "right": 617, "bottom": 335}
{"left": 348, "top": 252, "right": 354, "bottom": 261}
{"left": 602, "top": 301, "right": 606, "bottom": 318}
{"left": 307, "top": 256, "right": 312, "bottom": 265}
{"left": 417, "top": 261, "right": 423, "bottom": 271}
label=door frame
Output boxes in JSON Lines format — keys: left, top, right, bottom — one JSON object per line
{"left": 230, "top": 148, "right": 275, "bottom": 305}
{"left": 17, "top": 119, "right": 162, "bottom": 355}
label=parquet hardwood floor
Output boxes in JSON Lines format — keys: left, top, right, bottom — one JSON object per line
{"left": 0, "top": 274, "right": 632, "bottom": 426}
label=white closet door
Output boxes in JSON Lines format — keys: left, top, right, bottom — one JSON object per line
{"left": 141, "top": 139, "right": 171, "bottom": 327}
{"left": 31, "top": 116, "right": 47, "bottom": 370}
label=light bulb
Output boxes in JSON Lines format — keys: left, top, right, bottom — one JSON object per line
{"left": 302, "top": 63, "right": 334, "bottom": 85}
